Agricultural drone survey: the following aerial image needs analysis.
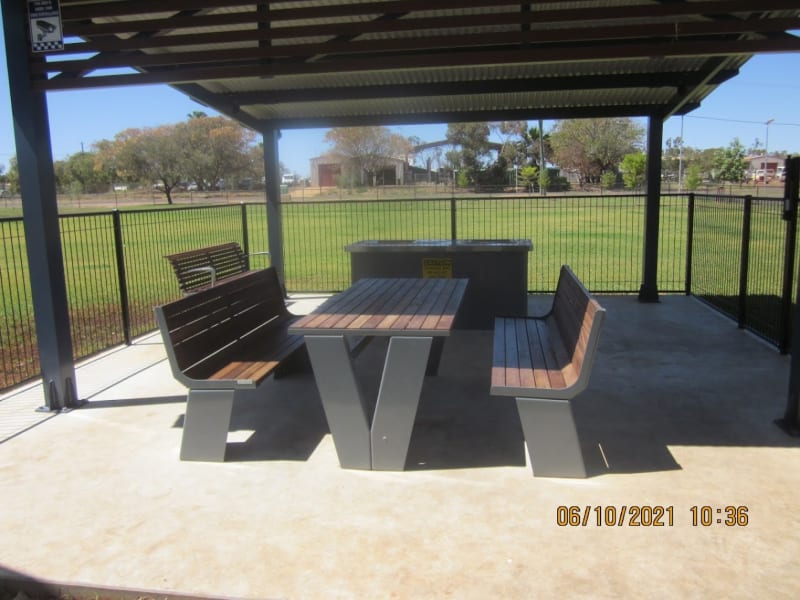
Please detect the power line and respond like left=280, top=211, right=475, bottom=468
left=685, top=115, right=800, bottom=127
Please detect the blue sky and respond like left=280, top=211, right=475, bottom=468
left=1, top=18, right=798, bottom=177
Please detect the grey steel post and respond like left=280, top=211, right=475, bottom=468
left=779, top=157, right=800, bottom=434
left=639, top=114, right=663, bottom=303
left=262, top=127, right=285, bottom=287
left=2, top=2, right=78, bottom=410
left=685, top=193, right=695, bottom=296
left=240, top=202, right=250, bottom=268
left=738, top=195, right=753, bottom=329
left=112, top=210, right=131, bottom=345
left=779, top=157, right=798, bottom=355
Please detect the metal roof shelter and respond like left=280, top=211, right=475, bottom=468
left=2, top=0, right=799, bottom=411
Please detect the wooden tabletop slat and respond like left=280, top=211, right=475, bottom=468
left=419, top=278, right=460, bottom=331
left=289, top=278, right=467, bottom=336
left=370, top=278, right=428, bottom=330
left=294, top=278, right=383, bottom=330
left=400, top=279, right=447, bottom=329
left=435, top=278, right=469, bottom=331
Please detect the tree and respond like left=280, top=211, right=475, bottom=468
left=684, top=164, right=703, bottom=191
left=621, top=152, right=647, bottom=190
left=519, top=165, right=539, bottom=191
left=600, top=170, right=617, bottom=191
left=93, top=139, right=122, bottom=190
left=549, top=117, right=645, bottom=185
left=113, top=126, right=184, bottom=203
left=5, top=156, right=18, bottom=193
left=493, top=120, right=528, bottom=169
left=714, top=138, right=748, bottom=184
left=445, top=122, right=493, bottom=184
left=57, top=150, right=109, bottom=193
left=663, top=136, right=684, bottom=181
left=523, top=124, right=552, bottom=169
left=324, top=126, right=408, bottom=186
left=175, top=115, right=256, bottom=190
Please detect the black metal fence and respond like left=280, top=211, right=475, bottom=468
left=282, top=194, right=689, bottom=293
left=688, top=193, right=795, bottom=352
left=0, top=192, right=794, bottom=392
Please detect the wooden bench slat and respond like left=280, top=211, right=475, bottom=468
left=503, top=317, right=521, bottom=388
left=520, top=319, right=544, bottom=389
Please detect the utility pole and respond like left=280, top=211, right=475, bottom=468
left=538, top=118, right=546, bottom=196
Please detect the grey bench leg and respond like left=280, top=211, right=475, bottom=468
left=371, top=336, right=432, bottom=470
left=305, top=335, right=372, bottom=470
left=516, top=397, right=586, bottom=478
left=181, top=389, right=235, bottom=462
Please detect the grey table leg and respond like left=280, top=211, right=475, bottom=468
left=305, top=335, right=372, bottom=469
left=425, top=337, right=445, bottom=376
left=516, top=397, right=587, bottom=478
left=181, top=388, right=234, bottom=462
left=371, top=336, right=432, bottom=470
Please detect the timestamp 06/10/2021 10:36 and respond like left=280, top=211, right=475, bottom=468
left=555, top=505, right=750, bottom=528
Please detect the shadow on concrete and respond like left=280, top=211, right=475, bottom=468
left=74, top=295, right=799, bottom=475
left=82, top=395, right=186, bottom=409
left=0, top=565, right=216, bottom=600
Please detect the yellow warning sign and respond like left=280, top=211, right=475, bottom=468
left=422, top=258, right=452, bottom=278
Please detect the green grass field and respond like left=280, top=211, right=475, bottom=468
left=0, top=192, right=792, bottom=390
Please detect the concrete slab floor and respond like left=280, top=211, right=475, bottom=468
left=0, top=295, right=799, bottom=599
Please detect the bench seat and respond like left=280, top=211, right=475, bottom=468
left=155, top=267, right=305, bottom=461
left=165, top=241, right=269, bottom=295
left=491, top=265, right=605, bottom=478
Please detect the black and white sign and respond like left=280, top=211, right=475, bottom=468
left=28, top=0, right=64, bottom=52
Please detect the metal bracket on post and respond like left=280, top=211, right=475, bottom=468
left=36, top=377, right=84, bottom=413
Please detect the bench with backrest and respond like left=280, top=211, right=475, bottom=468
left=164, top=242, right=269, bottom=294
left=491, top=265, right=605, bottom=478
left=154, top=266, right=305, bottom=462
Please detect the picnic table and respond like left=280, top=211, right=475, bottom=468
left=289, top=277, right=467, bottom=470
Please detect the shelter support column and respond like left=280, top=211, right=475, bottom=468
left=779, top=156, right=800, bottom=434
left=639, top=114, right=664, bottom=303
left=2, top=2, right=77, bottom=410
left=262, top=127, right=285, bottom=286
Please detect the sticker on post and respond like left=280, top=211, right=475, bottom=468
left=28, top=0, right=64, bottom=52
left=422, top=258, right=452, bottom=278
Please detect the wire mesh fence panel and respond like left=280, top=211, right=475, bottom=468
left=281, top=194, right=687, bottom=294
left=119, top=205, right=247, bottom=337
left=281, top=199, right=451, bottom=291
left=0, top=218, right=38, bottom=389
left=59, top=212, right=124, bottom=359
left=658, top=194, right=690, bottom=293
left=690, top=194, right=746, bottom=321
left=745, top=198, right=789, bottom=346
left=456, top=195, right=647, bottom=292
left=243, top=203, right=271, bottom=270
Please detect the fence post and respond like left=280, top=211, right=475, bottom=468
left=240, top=202, right=250, bottom=268
left=111, top=210, right=132, bottom=345
left=685, top=193, right=695, bottom=295
left=738, top=195, right=753, bottom=329
left=779, top=163, right=799, bottom=355
left=450, top=196, right=457, bottom=241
